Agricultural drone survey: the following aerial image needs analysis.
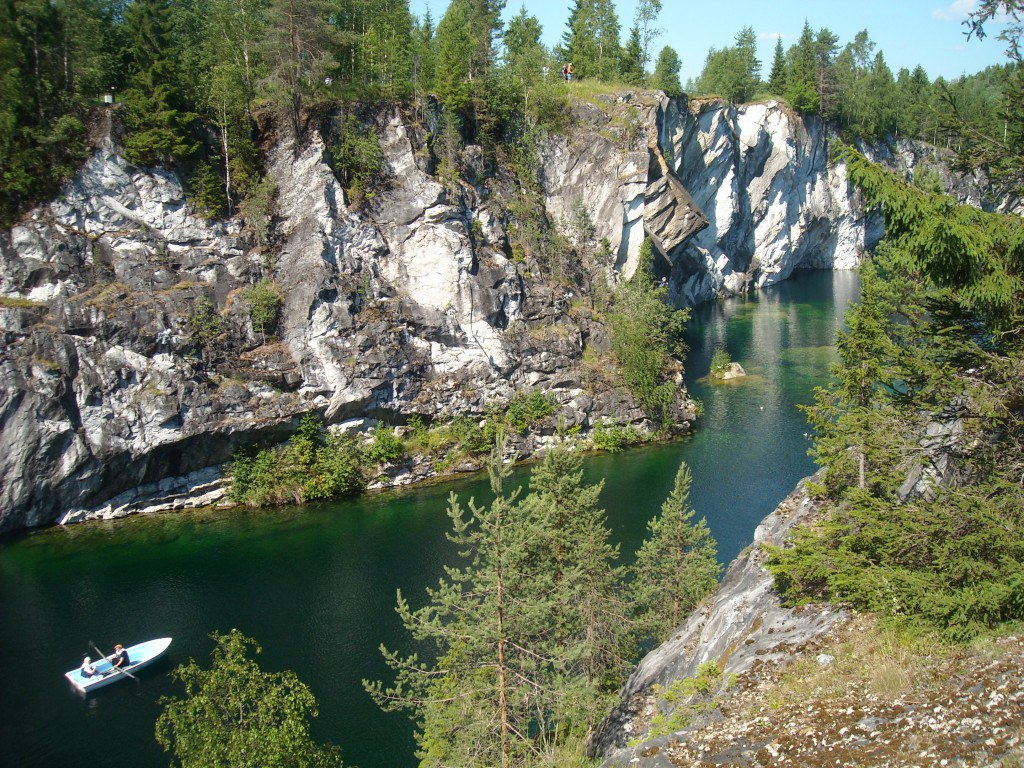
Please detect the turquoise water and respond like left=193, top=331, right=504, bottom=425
left=0, top=269, right=856, bottom=767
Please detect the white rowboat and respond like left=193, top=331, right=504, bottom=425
left=64, top=637, right=172, bottom=693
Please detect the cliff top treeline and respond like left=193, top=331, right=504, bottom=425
left=1, top=0, right=1020, bottom=227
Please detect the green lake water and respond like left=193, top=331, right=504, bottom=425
left=0, top=269, right=858, bottom=767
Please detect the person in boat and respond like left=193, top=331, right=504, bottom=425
left=80, top=656, right=97, bottom=678
left=110, top=643, right=129, bottom=670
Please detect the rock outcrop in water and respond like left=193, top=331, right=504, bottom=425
left=0, top=91, right=1007, bottom=533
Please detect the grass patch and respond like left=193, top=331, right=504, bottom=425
left=762, top=616, right=956, bottom=711
left=0, top=296, right=46, bottom=309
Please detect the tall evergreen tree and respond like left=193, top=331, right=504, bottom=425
left=410, top=8, right=436, bottom=98
left=503, top=5, right=545, bottom=85
left=619, top=25, right=645, bottom=85
left=524, top=446, right=630, bottom=691
left=632, top=461, right=721, bottom=642
left=767, top=37, right=786, bottom=95
left=695, top=26, right=760, bottom=102
left=784, top=21, right=819, bottom=112
left=121, top=0, right=196, bottom=165
left=367, top=452, right=557, bottom=768
left=561, top=0, right=621, bottom=82
left=261, top=0, right=339, bottom=138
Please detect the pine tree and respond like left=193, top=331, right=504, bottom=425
left=632, top=461, right=721, bottom=642
left=767, top=37, right=786, bottom=95
left=260, top=0, right=339, bottom=138
left=367, top=450, right=558, bottom=768
left=525, top=446, right=630, bottom=691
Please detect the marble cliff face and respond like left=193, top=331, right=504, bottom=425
left=0, top=92, right=997, bottom=532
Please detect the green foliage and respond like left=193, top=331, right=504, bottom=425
left=503, top=389, right=555, bottom=434
left=652, top=46, right=683, bottom=99
left=695, top=26, right=760, bottom=103
left=631, top=461, right=721, bottom=642
left=121, top=0, right=197, bottom=166
left=619, top=26, right=645, bottom=86
left=364, top=422, right=404, bottom=465
left=188, top=159, right=228, bottom=218
left=155, top=629, right=343, bottom=767
left=590, top=421, right=643, bottom=453
left=608, top=239, right=690, bottom=425
left=245, top=279, right=283, bottom=343
left=709, top=347, right=731, bottom=378
left=0, top=0, right=111, bottom=223
left=188, top=294, right=224, bottom=357
left=769, top=150, right=1024, bottom=641
left=368, top=446, right=629, bottom=766
left=645, top=662, right=724, bottom=739
left=331, top=115, right=387, bottom=207
left=240, top=176, right=277, bottom=246
left=560, top=0, right=622, bottom=82
left=229, top=413, right=364, bottom=506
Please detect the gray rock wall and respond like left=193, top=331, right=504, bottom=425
left=0, top=101, right=700, bottom=533
left=663, top=98, right=880, bottom=304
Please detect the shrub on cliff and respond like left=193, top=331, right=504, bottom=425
left=245, top=279, right=283, bottom=344
left=609, top=240, right=689, bottom=426
left=229, top=413, right=363, bottom=506
left=767, top=148, right=1024, bottom=641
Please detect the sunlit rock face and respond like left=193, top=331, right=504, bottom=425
left=661, top=98, right=881, bottom=305
left=0, top=100, right=701, bottom=533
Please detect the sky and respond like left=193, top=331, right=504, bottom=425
left=407, top=0, right=1016, bottom=84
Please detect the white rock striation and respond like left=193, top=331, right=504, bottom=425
left=662, top=98, right=882, bottom=305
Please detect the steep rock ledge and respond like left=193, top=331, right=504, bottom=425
left=0, top=99, right=701, bottom=533
left=591, top=475, right=848, bottom=766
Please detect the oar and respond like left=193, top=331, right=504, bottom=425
left=89, top=640, right=138, bottom=681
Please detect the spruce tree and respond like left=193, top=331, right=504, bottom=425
left=561, top=0, right=621, bottom=82
left=620, top=25, right=645, bottom=85
left=632, top=461, right=721, bottom=643
left=767, top=37, right=787, bottom=95
left=121, top=0, right=196, bottom=166
left=504, top=6, right=545, bottom=85
left=784, top=21, right=819, bottom=112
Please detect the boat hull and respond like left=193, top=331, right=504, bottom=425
left=64, top=637, right=172, bottom=693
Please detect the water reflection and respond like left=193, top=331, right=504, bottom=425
left=0, top=269, right=858, bottom=768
